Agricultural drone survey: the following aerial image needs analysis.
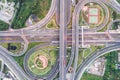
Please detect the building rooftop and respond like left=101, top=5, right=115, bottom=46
left=86, top=57, right=106, bottom=76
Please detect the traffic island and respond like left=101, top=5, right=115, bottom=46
left=80, top=2, right=105, bottom=29
left=28, top=50, right=52, bottom=76
left=12, top=0, right=52, bottom=29
left=0, top=42, right=27, bottom=56
left=24, top=43, right=59, bottom=79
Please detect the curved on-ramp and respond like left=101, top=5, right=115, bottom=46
left=24, top=43, right=59, bottom=80
left=75, top=0, right=109, bottom=31
left=0, top=0, right=56, bottom=33
left=0, top=46, right=31, bottom=80
left=71, top=0, right=109, bottom=79
left=75, top=44, right=120, bottom=80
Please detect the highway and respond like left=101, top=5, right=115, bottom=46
left=56, top=0, right=71, bottom=25
left=107, top=19, right=120, bottom=40
left=0, top=0, right=120, bottom=80
left=1, top=30, right=120, bottom=44
left=59, top=0, right=67, bottom=79
left=71, top=0, right=118, bottom=80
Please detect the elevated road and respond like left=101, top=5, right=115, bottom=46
left=101, top=0, right=120, bottom=14
left=1, top=30, right=120, bottom=44
left=59, top=0, right=67, bottom=79
left=56, top=0, right=71, bottom=25
left=0, top=0, right=120, bottom=80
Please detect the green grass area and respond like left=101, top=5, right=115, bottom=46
left=13, top=54, right=25, bottom=68
left=9, top=43, right=21, bottom=53
left=28, top=48, right=58, bottom=76
left=103, top=51, right=120, bottom=80
left=13, top=42, right=57, bottom=75
left=32, top=0, right=52, bottom=20
left=81, top=51, right=120, bottom=80
left=13, top=42, right=43, bottom=68
left=0, top=43, right=8, bottom=48
left=83, top=49, right=91, bottom=58
left=112, top=22, right=119, bottom=30
left=27, top=42, right=43, bottom=51
left=81, top=72, right=103, bottom=80
left=12, top=0, right=37, bottom=29
left=12, top=0, right=52, bottom=29
left=49, top=49, right=58, bottom=65
left=0, top=43, right=21, bottom=54
left=79, top=4, right=105, bottom=29
left=46, top=19, right=58, bottom=29
left=78, top=45, right=104, bottom=66
left=28, top=50, right=51, bottom=75
left=105, top=6, right=120, bottom=30
left=0, top=42, right=45, bottom=70
left=0, top=20, right=9, bottom=31
left=117, top=0, right=120, bottom=3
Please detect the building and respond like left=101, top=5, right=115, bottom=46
left=66, top=73, right=72, bottom=80
left=3, top=77, right=12, bottom=80
left=118, top=52, right=120, bottom=62
left=116, top=64, right=120, bottom=70
left=86, top=57, right=106, bottom=76
left=0, top=0, right=15, bottom=24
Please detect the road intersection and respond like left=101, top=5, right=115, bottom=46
left=0, top=0, right=120, bottom=80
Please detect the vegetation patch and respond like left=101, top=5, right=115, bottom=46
left=46, top=19, right=58, bottom=29
left=0, top=43, right=21, bottom=54
left=103, top=51, right=120, bottom=80
left=12, top=0, right=52, bottom=29
left=0, top=20, right=9, bottom=31
left=81, top=51, right=120, bottom=80
left=27, top=47, right=58, bottom=76
left=81, top=72, right=103, bottom=80
left=77, top=45, right=104, bottom=66
left=79, top=3, right=105, bottom=29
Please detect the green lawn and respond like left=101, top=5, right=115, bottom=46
left=13, top=42, right=44, bottom=68
left=81, top=73, right=103, bottom=80
left=77, top=45, right=104, bottom=66
left=12, top=0, right=52, bottom=29
left=117, top=0, right=120, bottom=3
left=103, top=51, right=120, bottom=80
left=32, top=0, right=52, bottom=20
left=28, top=42, right=43, bottom=50
left=47, top=19, right=58, bottom=29
left=81, top=51, right=120, bottom=80
left=0, top=43, right=21, bottom=54
left=28, top=48, right=58, bottom=76
left=13, top=54, right=25, bottom=68
left=28, top=50, right=51, bottom=75
left=12, top=0, right=37, bottom=29
left=0, top=20, right=9, bottom=31
left=79, top=4, right=105, bottom=29
left=9, top=43, right=21, bottom=53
